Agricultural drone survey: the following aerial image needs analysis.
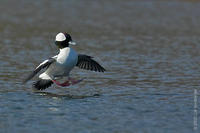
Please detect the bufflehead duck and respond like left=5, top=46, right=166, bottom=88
left=23, top=32, right=106, bottom=90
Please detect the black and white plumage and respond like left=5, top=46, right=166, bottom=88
left=76, top=54, right=105, bottom=72
left=23, top=32, right=106, bottom=90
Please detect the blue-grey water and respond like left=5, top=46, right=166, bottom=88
left=0, top=0, right=200, bottom=133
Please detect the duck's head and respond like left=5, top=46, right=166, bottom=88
left=55, top=32, right=76, bottom=49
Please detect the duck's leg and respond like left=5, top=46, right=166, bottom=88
left=52, top=80, right=70, bottom=87
left=68, top=77, right=84, bottom=85
left=52, top=76, right=83, bottom=87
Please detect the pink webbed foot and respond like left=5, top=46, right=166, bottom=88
left=69, top=78, right=84, bottom=85
left=52, top=78, right=84, bottom=87
left=52, top=80, right=70, bottom=87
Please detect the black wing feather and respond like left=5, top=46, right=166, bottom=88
left=33, top=79, right=53, bottom=90
left=76, top=54, right=106, bottom=72
left=23, top=58, right=56, bottom=84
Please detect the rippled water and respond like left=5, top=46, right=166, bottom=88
left=0, top=0, right=200, bottom=132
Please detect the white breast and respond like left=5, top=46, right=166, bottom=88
left=57, top=47, right=77, bottom=63
left=57, top=47, right=78, bottom=74
left=43, top=48, right=78, bottom=79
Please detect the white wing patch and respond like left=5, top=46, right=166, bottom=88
left=52, top=55, right=58, bottom=59
left=39, top=73, right=51, bottom=80
left=36, top=59, right=49, bottom=69
left=23, top=56, right=57, bottom=83
left=36, top=55, right=57, bottom=69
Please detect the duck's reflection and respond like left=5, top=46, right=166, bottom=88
left=34, top=91, right=100, bottom=99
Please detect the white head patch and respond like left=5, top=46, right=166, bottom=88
left=55, top=33, right=66, bottom=41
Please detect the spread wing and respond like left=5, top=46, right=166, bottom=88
left=76, top=54, right=106, bottom=72
left=23, top=56, right=56, bottom=84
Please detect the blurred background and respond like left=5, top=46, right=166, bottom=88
left=0, top=0, right=200, bottom=132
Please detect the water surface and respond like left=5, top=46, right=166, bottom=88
left=0, top=0, right=200, bottom=132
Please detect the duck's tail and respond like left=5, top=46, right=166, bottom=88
left=33, top=78, right=53, bottom=90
